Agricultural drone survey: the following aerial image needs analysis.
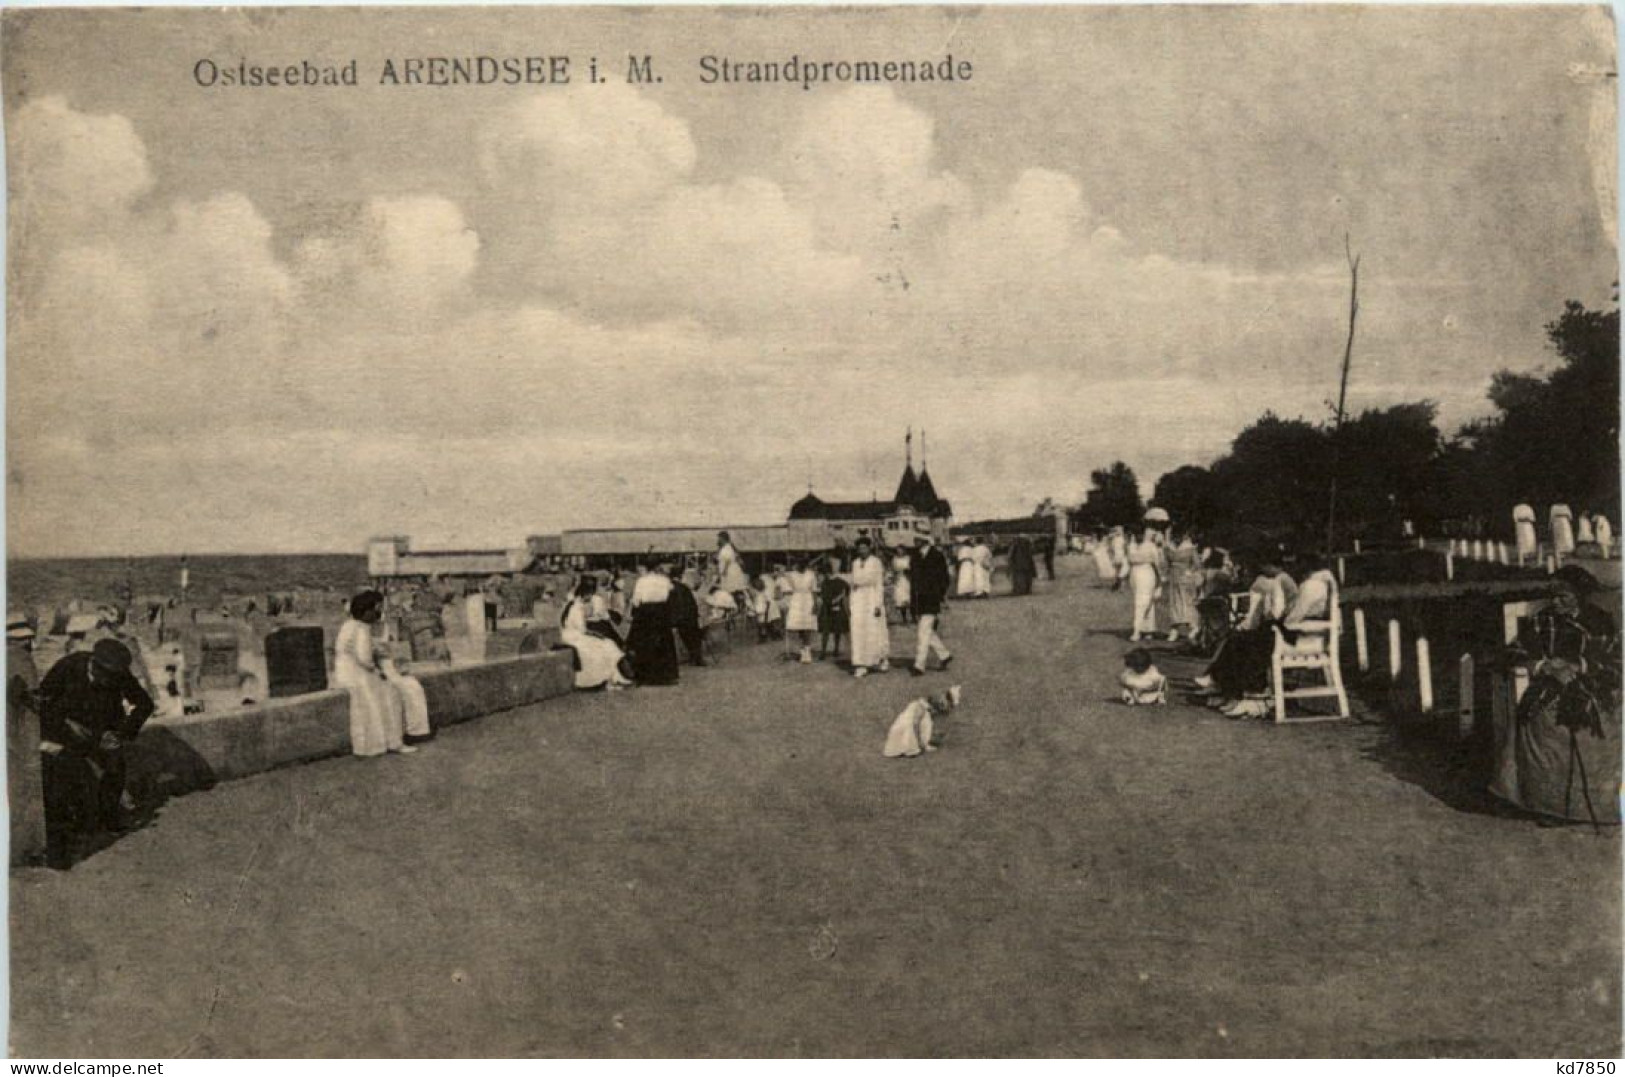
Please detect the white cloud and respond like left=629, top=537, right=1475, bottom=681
left=779, top=86, right=969, bottom=256
left=10, top=95, right=152, bottom=237
left=479, top=83, right=698, bottom=215
left=6, top=87, right=1556, bottom=556
left=297, top=195, right=480, bottom=324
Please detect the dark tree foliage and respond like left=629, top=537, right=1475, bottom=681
left=1207, top=414, right=1331, bottom=548
left=1331, top=401, right=1447, bottom=538
left=1425, top=299, right=1620, bottom=537
left=1094, top=297, right=1618, bottom=550
left=1077, top=461, right=1143, bottom=528
left=1151, top=465, right=1223, bottom=533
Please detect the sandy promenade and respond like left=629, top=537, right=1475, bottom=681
left=10, top=562, right=1619, bottom=1057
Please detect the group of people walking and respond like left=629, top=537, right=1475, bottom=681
left=540, top=530, right=961, bottom=693
left=1086, top=522, right=1210, bottom=643
left=950, top=535, right=1055, bottom=599
left=720, top=531, right=955, bottom=679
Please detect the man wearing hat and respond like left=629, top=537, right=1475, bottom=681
left=908, top=532, right=954, bottom=676
left=37, top=638, right=155, bottom=864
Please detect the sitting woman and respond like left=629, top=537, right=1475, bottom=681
left=333, top=590, right=416, bottom=758
left=1191, top=548, right=1239, bottom=655
left=1194, top=552, right=1332, bottom=719
left=559, top=578, right=633, bottom=691
left=584, top=575, right=623, bottom=643
left=1491, top=569, right=1621, bottom=826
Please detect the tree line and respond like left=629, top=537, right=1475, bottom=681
left=1067, top=297, right=1620, bottom=552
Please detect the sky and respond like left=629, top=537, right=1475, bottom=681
left=3, top=5, right=1618, bottom=557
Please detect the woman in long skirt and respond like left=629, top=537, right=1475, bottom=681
left=973, top=538, right=994, bottom=597
left=1090, top=534, right=1116, bottom=583
left=560, top=578, right=632, bottom=690
left=1490, top=576, right=1621, bottom=824
left=1125, top=531, right=1165, bottom=642
left=1009, top=536, right=1037, bottom=596
left=1160, top=529, right=1203, bottom=642
left=333, top=590, right=414, bottom=758
left=1108, top=527, right=1129, bottom=591
left=955, top=542, right=977, bottom=597
left=848, top=538, right=891, bottom=676
left=627, top=566, right=680, bottom=686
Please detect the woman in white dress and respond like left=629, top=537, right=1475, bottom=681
left=333, top=591, right=414, bottom=758
left=1125, top=530, right=1166, bottom=642
left=715, top=531, right=751, bottom=601
left=784, top=558, right=819, bottom=663
left=848, top=537, right=891, bottom=676
left=1108, top=526, right=1130, bottom=591
left=890, top=549, right=913, bottom=623
left=955, top=542, right=977, bottom=597
left=1159, top=528, right=1203, bottom=643
left=1596, top=514, right=1615, bottom=558
left=973, top=538, right=994, bottom=597
left=1550, top=503, right=1577, bottom=556
left=1090, top=533, right=1116, bottom=583
left=1578, top=512, right=1597, bottom=546
left=559, top=578, right=631, bottom=690
left=1512, top=503, right=1538, bottom=563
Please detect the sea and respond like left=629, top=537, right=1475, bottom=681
left=6, top=554, right=370, bottom=616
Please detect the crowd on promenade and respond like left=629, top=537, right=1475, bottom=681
left=1077, top=515, right=1338, bottom=719
left=20, top=498, right=1617, bottom=871
left=1081, top=502, right=1621, bottom=826
left=538, top=529, right=970, bottom=692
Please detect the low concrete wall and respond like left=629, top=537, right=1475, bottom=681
left=126, top=650, right=574, bottom=799
left=421, top=648, right=574, bottom=726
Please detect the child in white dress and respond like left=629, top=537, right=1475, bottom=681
left=1119, top=648, right=1167, bottom=706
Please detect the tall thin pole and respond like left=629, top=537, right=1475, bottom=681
left=1326, top=234, right=1360, bottom=554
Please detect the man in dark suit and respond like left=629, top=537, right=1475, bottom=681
left=909, top=533, right=954, bottom=676
left=37, top=639, right=155, bottom=866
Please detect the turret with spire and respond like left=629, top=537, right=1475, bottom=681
left=913, top=428, right=943, bottom=514
left=788, top=428, right=950, bottom=525
left=893, top=427, right=920, bottom=504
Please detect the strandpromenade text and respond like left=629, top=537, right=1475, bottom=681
left=191, top=53, right=973, bottom=91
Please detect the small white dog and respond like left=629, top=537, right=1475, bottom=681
left=884, top=685, right=962, bottom=758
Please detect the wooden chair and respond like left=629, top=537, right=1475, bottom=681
left=1270, top=589, right=1350, bottom=723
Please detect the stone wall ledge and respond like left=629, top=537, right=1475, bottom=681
left=126, top=651, right=574, bottom=800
